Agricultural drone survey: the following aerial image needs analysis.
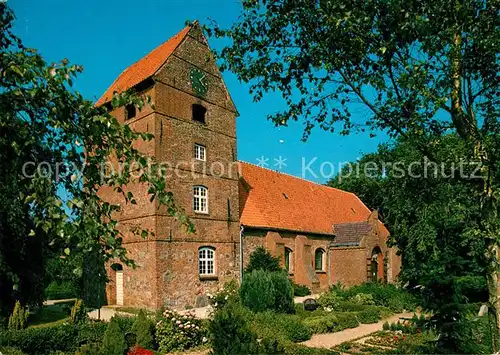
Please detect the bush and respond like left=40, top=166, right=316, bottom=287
left=131, top=310, right=153, bottom=349
left=206, top=278, right=240, bottom=310
left=113, top=315, right=136, bottom=334
left=348, top=293, right=375, bottom=305
left=357, top=308, right=381, bottom=324
left=75, top=343, right=101, bottom=355
left=240, top=270, right=294, bottom=314
left=293, top=283, right=311, bottom=297
left=270, top=271, right=295, bottom=313
left=245, top=246, right=282, bottom=274
left=303, top=313, right=359, bottom=334
left=0, top=346, right=26, bottom=355
left=75, top=320, right=107, bottom=347
left=8, top=302, right=28, bottom=331
left=156, top=308, right=205, bottom=353
left=210, top=300, right=260, bottom=355
left=101, top=317, right=127, bottom=355
left=0, top=324, right=77, bottom=354
left=317, top=292, right=343, bottom=310
left=382, top=321, right=390, bottom=330
left=252, top=312, right=312, bottom=343
left=44, top=281, right=78, bottom=300
left=70, top=299, right=88, bottom=324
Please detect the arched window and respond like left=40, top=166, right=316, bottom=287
left=284, top=247, right=293, bottom=273
left=193, top=186, right=208, bottom=213
left=199, top=247, right=215, bottom=275
left=315, top=249, right=325, bottom=271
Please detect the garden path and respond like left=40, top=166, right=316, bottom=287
left=301, top=312, right=414, bottom=348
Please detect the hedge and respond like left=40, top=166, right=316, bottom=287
left=0, top=324, right=77, bottom=354
left=44, top=282, right=79, bottom=300
left=303, top=312, right=359, bottom=334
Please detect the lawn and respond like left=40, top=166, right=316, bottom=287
left=27, top=301, right=74, bottom=328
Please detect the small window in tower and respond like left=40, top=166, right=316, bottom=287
left=125, top=104, right=136, bottom=120
left=194, top=144, right=206, bottom=161
left=192, top=104, right=207, bottom=124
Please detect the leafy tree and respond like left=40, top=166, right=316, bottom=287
left=208, top=0, right=500, bottom=345
left=0, top=4, right=191, bottom=316
left=245, top=246, right=282, bottom=274
left=330, top=137, right=488, bottom=302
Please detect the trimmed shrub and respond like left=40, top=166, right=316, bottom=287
left=44, top=281, right=78, bottom=300
left=8, top=301, right=28, bottom=330
left=75, top=343, right=101, bottom=355
left=303, top=313, right=359, bottom=334
left=75, top=320, right=107, bottom=347
left=70, top=299, right=88, bottom=324
left=0, top=324, right=77, bottom=354
left=270, top=271, right=295, bottom=313
left=240, top=270, right=294, bottom=313
left=292, top=283, right=311, bottom=297
left=245, top=246, right=282, bottom=274
left=101, top=317, right=127, bottom=355
left=240, top=270, right=275, bottom=312
left=252, top=312, right=312, bottom=343
left=113, top=315, right=136, bottom=334
left=357, top=308, right=381, bottom=324
left=317, top=292, right=343, bottom=310
left=131, top=310, right=153, bottom=349
left=349, top=293, right=375, bottom=305
left=210, top=300, right=260, bottom=354
left=156, top=308, right=205, bottom=353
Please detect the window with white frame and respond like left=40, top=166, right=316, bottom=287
left=199, top=247, right=215, bottom=275
left=193, top=186, right=208, bottom=213
left=194, top=144, right=206, bottom=161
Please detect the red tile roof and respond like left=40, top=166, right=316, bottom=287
left=239, top=161, right=386, bottom=236
left=96, top=25, right=191, bottom=106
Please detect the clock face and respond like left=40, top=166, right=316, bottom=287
left=189, top=68, right=208, bottom=96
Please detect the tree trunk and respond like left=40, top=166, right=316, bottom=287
left=450, top=30, right=500, bottom=350
left=486, top=243, right=500, bottom=352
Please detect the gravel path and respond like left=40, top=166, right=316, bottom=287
left=301, top=312, right=414, bottom=349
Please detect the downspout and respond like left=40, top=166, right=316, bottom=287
left=239, top=225, right=244, bottom=282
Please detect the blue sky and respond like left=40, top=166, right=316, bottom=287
left=10, top=0, right=388, bottom=183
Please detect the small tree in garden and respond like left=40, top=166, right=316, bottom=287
left=70, top=299, right=88, bottom=324
left=240, top=270, right=295, bottom=313
left=7, top=301, right=28, bottom=330
left=245, top=247, right=282, bottom=274
left=269, top=271, right=295, bottom=313
left=210, top=300, right=260, bottom=355
left=131, top=310, right=153, bottom=349
left=101, top=317, right=127, bottom=355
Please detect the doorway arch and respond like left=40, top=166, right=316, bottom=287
left=370, top=247, right=384, bottom=282
left=111, top=263, right=124, bottom=305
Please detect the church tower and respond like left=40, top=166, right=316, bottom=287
left=99, top=23, right=240, bottom=309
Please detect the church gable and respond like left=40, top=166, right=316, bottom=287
left=154, top=23, right=236, bottom=113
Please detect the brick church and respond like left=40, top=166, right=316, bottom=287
left=97, top=22, right=401, bottom=309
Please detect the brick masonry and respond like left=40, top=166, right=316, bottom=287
left=102, top=23, right=401, bottom=310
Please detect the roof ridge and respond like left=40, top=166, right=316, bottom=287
left=237, top=160, right=353, bottom=195
left=96, top=24, right=192, bottom=106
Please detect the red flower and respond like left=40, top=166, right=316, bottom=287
left=127, top=345, right=155, bottom=355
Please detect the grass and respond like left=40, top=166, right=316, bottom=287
left=28, top=304, right=71, bottom=328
